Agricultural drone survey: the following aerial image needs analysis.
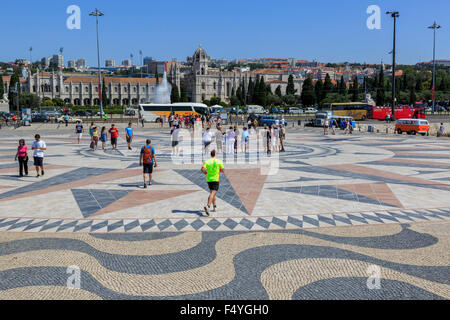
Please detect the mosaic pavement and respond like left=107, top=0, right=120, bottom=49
left=0, top=126, right=449, bottom=299
left=0, top=127, right=449, bottom=232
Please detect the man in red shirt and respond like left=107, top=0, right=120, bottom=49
left=109, top=124, right=119, bottom=149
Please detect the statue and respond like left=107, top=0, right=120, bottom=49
left=1, top=93, right=8, bottom=103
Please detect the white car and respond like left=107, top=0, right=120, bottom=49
left=304, top=108, right=318, bottom=113
left=287, top=107, right=303, bottom=114
left=245, top=105, right=267, bottom=114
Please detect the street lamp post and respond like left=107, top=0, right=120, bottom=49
left=386, top=11, right=399, bottom=120
left=428, top=21, right=441, bottom=115
left=139, top=50, right=143, bottom=78
left=90, top=9, right=104, bottom=117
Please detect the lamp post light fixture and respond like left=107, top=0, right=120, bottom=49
left=90, top=8, right=105, bottom=116
left=386, top=11, right=399, bottom=120
left=428, top=21, right=441, bottom=115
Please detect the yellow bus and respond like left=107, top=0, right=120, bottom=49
left=139, top=103, right=210, bottom=122
left=321, top=102, right=371, bottom=121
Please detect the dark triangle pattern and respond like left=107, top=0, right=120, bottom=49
left=71, top=189, right=132, bottom=218
left=174, top=169, right=249, bottom=215
left=0, top=167, right=116, bottom=200
left=270, top=185, right=398, bottom=208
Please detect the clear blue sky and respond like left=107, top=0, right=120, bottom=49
left=1, top=0, right=448, bottom=66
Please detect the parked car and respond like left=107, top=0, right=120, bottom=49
left=124, top=109, right=136, bottom=116
left=57, top=115, right=83, bottom=123
left=270, top=108, right=283, bottom=114
left=245, top=105, right=267, bottom=114
left=75, top=111, right=87, bottom=117
left=286, top=107, right=303, bottom=115
left=304, top=107, right=318, bottom=114
left=31, top=114, right=50, bottom=123
left=259, top=115, right=287, bottom=127
left=43, top=111, right=61, bottom=117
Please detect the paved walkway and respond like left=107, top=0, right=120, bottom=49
left=0, top=126, right=449, bottom=299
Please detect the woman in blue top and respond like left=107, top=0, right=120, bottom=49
left=100, top=127, right=107, bottom=150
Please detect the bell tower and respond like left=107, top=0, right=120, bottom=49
left=193, top=45, right=209, bottom=76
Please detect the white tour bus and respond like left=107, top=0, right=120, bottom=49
left=138, top=103, right=210, bottom=122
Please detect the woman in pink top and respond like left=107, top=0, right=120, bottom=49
left=15, top=139, right=29, bottom=177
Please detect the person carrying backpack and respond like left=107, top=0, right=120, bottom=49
left=139, top=139, right=158, bottom=188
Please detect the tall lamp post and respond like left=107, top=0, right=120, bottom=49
left=428, top=21, right=441, bottom=115
left=386, top=11, right=399, bottom=120
left=139, top=50, right=143, bottom=78
left=90, top=9, right=104, bottom=116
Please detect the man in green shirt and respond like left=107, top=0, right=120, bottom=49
left=201, top=149, right=225, bottom=216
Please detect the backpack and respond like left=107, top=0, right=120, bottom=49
left=143, top=145, right=152, bottom=164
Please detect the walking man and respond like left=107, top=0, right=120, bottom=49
left=75, top=121, right=84, bottom=144
left=109, top=124, right=119, bottom=149
left=32, top=134, right=46, bottom=178
left=125, top=122, right=133, bottom=150
left=201, top=149, right=225, bottom=216
left=139, top=139, right=157, bottom=188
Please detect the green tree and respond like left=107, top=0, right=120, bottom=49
left=376, top=65, right=385, bottom=106
left=351, top=77, right=359, bottom=102
left=282, top=94, right=296, bottom=106
left=267, top=93, right=282, bottom=106
left=242, top=82, right=247, bottom=105
left=338, top=76, right=347, bottom=95
left=42, top=99, right=55, bottom=106
left=19, top=93, right=40, bottom=108
left=323, top=73, right=333, bottom=98
left=314, top=80, right=323, bottom=105
left=409, top=81, right=416, bottom=105
left=247, top=77, right=254, bottom=104
left=8, top=73, right=20, bottom=110
left=180, top=83, right=188, bottom=102
left=170, top=84, right=180, bottom=103
left=301, top=77, right=315, bottom=106
left=255, top=77, right=267, bottom=106
left=0, top=74, right=4, bottom=98
left=286, top=75, right=297, bottom=95
left=236, top=86, right=243, bottom=105
left=230, top=95, right=240, bottom=106
left=52, top=98, right=64, bottom=106
left=275, top=85, right=282, bottom=98
left=210, top=96, right=221, bottom=106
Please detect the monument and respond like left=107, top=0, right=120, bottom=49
left=0, top=93, right=9, bottom=113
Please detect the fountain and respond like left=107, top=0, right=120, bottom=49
left=151, top=71, right=172, bottom=104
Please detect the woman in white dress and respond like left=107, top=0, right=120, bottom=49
left=226, top=127, right=236, bottom=154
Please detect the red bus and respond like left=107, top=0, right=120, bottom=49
left=368, top=106, right=426, bottom=120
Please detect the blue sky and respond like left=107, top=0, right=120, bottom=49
left=1, top=0, right=448, bottom=66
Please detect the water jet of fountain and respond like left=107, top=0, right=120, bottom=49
left=152, top=72, right=172, bottom=104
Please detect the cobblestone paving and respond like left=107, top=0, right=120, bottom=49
left=0, top=125, right=449, bottom=299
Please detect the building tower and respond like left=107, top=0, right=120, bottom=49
left=192, top=45, right=210, bottom=76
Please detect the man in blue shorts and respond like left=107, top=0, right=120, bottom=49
left=125, top=122, right=133, bottom=150
left=139, top=139, right=158, bottom=188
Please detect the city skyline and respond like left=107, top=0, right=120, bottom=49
left=0, top=0, right=449, bottom=66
